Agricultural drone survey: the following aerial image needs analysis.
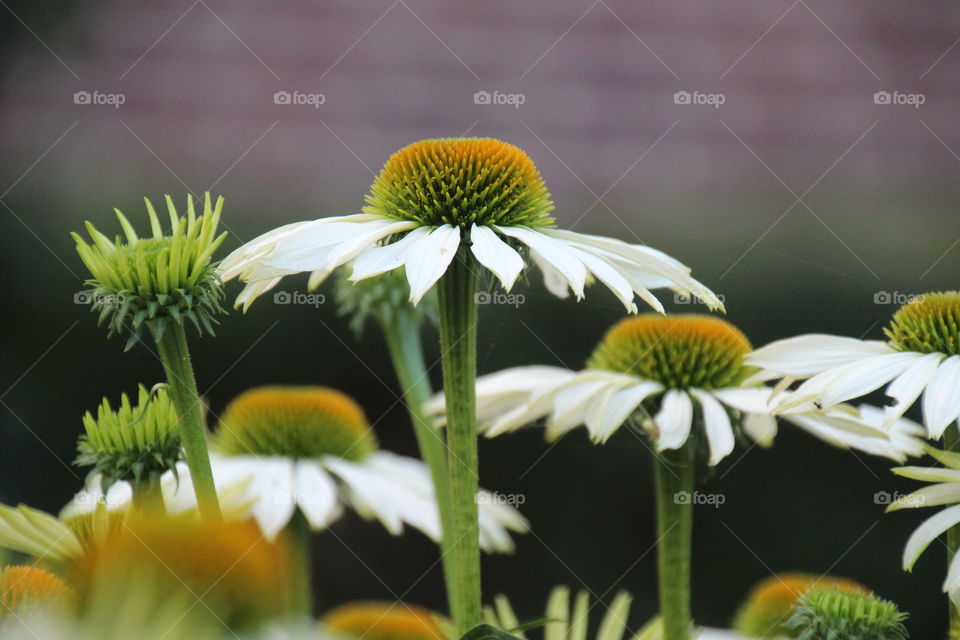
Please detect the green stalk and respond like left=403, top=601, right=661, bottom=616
left=946, top=425, right=960, bottom=628
left=131, top=473, right=165, bottom=514
left=654, top=440, right=695, bottom=640
left=153, top=324, right=222, bottom=521
left=436, top=249, right=481, bottom=635
left=287, top=511, right=313, bottom=616
left=380, top=311, right=458, bottom=618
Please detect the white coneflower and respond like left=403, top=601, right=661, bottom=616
left=208, top=386, right=528, bottom=549
left=746, top=291, right=960, bottom=440
left=220, top=138, right=722, bottom=314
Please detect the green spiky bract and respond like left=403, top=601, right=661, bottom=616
left=885, top=291, right=960, bottom=355
left=76, top=385, right=182, bottom=491
left=785, top=588, right=908, bottom=640
left=73, top=193, right=228, bottom=350
left=363, top=138, right=555, bottom=228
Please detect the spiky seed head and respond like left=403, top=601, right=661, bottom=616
left=72, top=193, right=228, bottom=350
left=885, top=291, right=960, bottom=355
left=76, top=385, right=182, bottom=489
left=785, top=587, right=908, bottom=640
left=70, top=515, right=291, bottom=631
left=0, top=566, right=76, bottom=621
left=363, top=138, right=555, bottom=229
left=733, top=573, right=868, bottom=638
left=214, top=386, right=377, bottom=461
left=588, top=314, right=752, bottom=390
left=323, top=602, right=445, bottom=640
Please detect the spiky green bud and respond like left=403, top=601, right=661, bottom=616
left=334, top=268, right=437, bottom=336
left=73, top=193, right=228, bottom=350
left=76, top=385, right=182, bottom=489
left=785, top=588, right=908, bottom=640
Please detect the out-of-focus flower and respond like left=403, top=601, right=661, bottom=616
left=322, top=601, right=445, bottom=640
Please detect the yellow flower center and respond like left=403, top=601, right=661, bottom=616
left=0, top=566, right=76, bottom=618
left=885, top=291, right=960, bottom=355
left=324, top=601, right=445, bottom=640
left=364, top=138, right=555, bottom=228
left=214, top=386, right=377, bottom=460
left=732, top=573, right=867, bottom=638
left=587, top=315, right=751, bottom=390
left=70, top=515, right=290, bottom=631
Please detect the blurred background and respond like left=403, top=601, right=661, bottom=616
left=1, top=0, right=958, bottom=635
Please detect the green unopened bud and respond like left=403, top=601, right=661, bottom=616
left=335, top=268, right=437, bottom=336
left=785, top=587, right=908, bottom=640
left=76, top=385, right=182, bottom=489
left=73, top=193, right=228, bottom=350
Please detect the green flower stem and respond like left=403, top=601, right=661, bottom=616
left=380, top=311, right=458, bottom=616
left=436, top=249, right=481, bottom=636
left=654, top=439, right=695, bottom=640
left=153, top=324, right=222, bottom=521
left=287, top=511, right=313, bottom=616
left=132, top=473, right=165, bottom=513
left=946, top=426, right=960, bottom=628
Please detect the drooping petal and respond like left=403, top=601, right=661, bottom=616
left=565, top=246, right=639, bottom=313
left=742, top=413, right=778, bottom=447
left=294, top=460, right=342, bottom=529
left=348, top=227, right=431, bottom=281
left=884, top=483, right=960, bottom=512
left=691, top=389, right=735, bottom=465
left=923, top=356, right=960, bottom=439
left=655, top=390, right=693, bottom=451
left=746, top=335, right=895, bottom=378
left=212, top=456, right=298, bottom=541
left=404, top=225, right=462, bottom=304
left=585, top=381, right=663, bottom=443
left=816, top=352, right=919, bottom=408
left=903, top=504, right=960, bottom=571
left=471, top=224, right=525, bottom=291
left=884, top=352, right=943, bottom=426
left=497, top=226, right=587, bottom=299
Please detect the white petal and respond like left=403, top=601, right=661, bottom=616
left=923, top=355, right=960, bottom=439
left=691, top=390, right=735, bottom=465
left=893, top=466, right=960, bottom=483
left=884, top=352, right=943, bottom=426
left=586, top=381, right=663, bottom=443
left=655, top=390, right=693, bottom=451
left=325, top=455, right=412, bottom=536
left=497, top=226, right=587, bottom=298
left=294, top=461, right=342, bottom=529
left=548, top=379, right=618, bottom=437
left=742, top=413, right=778, bottom=447
left=712, top=387, right=777, bottom=415
left=565, top=246, right=639, bottom=313
left=349, top=227, right=431, bottom=281
left=816, top=352, right=919, bottom=407
left=470, top=225, right=524, bottom=291
left=220, top=220, right=317, bottom=281
left=746, top=335, right=895, bottom=377
left=903, top=504, right=960, bottom=570
left=885, top=483, right=960, bottom=512
left=266, top=218, right=417, bottom=273
left=532, top=251, right=571, bottom=298
left=404, top=225, right=462, bottom=304
left=211, top=456, right=297, bottom=541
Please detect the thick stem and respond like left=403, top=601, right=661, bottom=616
left=946, top=425, right=960, bottom=628
left=436, top=250, right=481, bottom=635
left=380, top=312, right=458, bottom=617
left=153, top=324, right=222, bottom=521
left=287, top=511, right=313, bottom=616
left=131, top=473, right=165, bottom=514
left=654, top=440, right=695, bottom=640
